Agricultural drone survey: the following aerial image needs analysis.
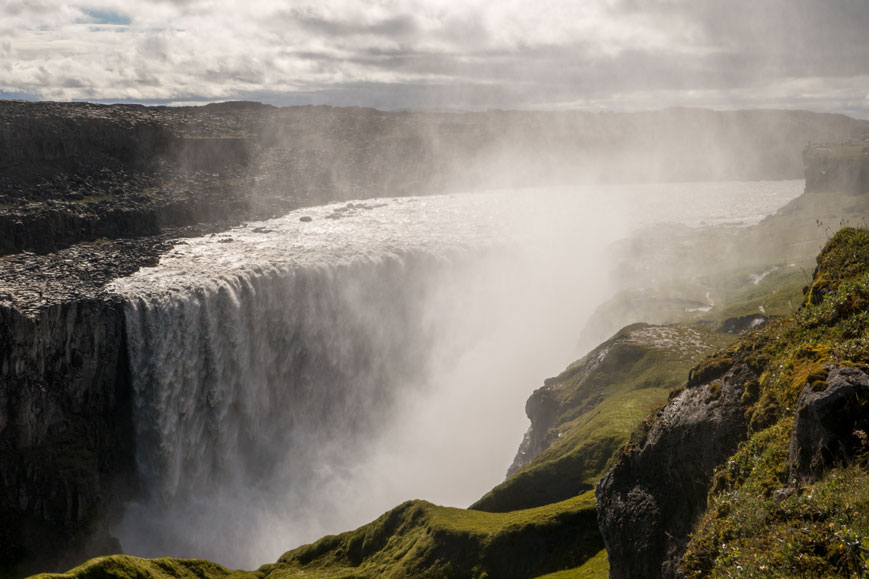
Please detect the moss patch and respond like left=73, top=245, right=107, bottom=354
left=679, top=228, right=869, bottom=577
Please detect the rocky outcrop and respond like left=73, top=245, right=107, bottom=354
left=475, top=324, right=733, bottom=514
left=789, top=366, right=869, bottom=485
left=506, top=381, right=562, bottom=478
left=0, top=299, right=135, bottom=578
left=595, top=356, right=755, bottom=579
left=598, top=228, right=869, bottom=578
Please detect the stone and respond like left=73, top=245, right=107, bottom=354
left=788, top=366, right=869, bottom=485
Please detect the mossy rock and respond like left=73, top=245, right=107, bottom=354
left=679, top=228, right=869, bottom=577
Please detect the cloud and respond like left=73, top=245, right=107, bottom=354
left=1, top=0, right=867, bottom=116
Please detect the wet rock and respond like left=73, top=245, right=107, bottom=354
left=788, top=366, right=869, bottom=485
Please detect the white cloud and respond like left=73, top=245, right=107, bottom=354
left=1, top=0, right=867, bottom=116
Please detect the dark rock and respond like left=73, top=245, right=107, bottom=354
left=0, top=298, right=136, bottom=577
left=299, top=216, right=313, bottom=222
left=506, top=386, right=560, bottom=478
left=788, top=366, right=869, bottom=485
left=716, top=313, right=769, bottom=334
left=596, top=360, right=754, bottom=579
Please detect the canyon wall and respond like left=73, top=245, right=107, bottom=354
left=0, top=298, right=135, bottom=577
left=3, top=101, right=868, bottom=256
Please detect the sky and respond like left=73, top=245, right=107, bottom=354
left=1, top=0, right=868, bottom=116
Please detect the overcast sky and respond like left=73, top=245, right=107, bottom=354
left=2, top=0, right=868, bottom=116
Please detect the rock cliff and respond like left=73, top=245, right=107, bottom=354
left=0, top=297, right=135, bottom=577
left=3, top=101, right=868, bottom=255
left=473, top=323, right=734, bottom=514
left=598, top=227, right=869, bottom=578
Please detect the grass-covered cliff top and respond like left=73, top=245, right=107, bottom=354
left=36, top=493, right=603, bottom=579
left=680, top=227, right=869, bottom=577
left=472, top=323, right=733, bottom=514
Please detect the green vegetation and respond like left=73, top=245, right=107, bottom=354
left=31, top=216, right=869, bottom=578
left=714, top=264, right=808, bottom=320
left=264, top=492, right=601, bottom=579
left=31, top=555, right=260, bottom=579
left=474, top=323, right=734, bottom=513
left=534, top=550, right=609, bottom=578
left=680, top=228, right=869, bottom=577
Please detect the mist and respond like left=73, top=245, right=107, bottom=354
left=3, top=2, right=869, bottom=577
left=102, top=172, right=803, bottom=569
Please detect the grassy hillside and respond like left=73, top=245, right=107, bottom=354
left=679, top=227, right=869, bottom=577
left=472, top=323, right=734, bottom=513
left=30, top=321, right=731, bottom=579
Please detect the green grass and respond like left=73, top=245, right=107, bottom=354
left=533, top=549, right=608, bottom=578
left=678, top=228, right=869, bottom=577
left=264, top=492, right=602, bottom=579
left=713, top=264, right=810, bottom=319
left=31, top=555, right=260, bottom=579
left=474, top=323, right=734, bottom=512
left=683, top=450, right=869, bottom=577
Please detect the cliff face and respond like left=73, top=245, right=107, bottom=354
left=3, top=101, right=868, bottom=256
left=598, top=228, right=869, bottom=578
left=595, top=352, right=756, bottom=579
left=473, top=323, right=734, bottom=514
left=0, top=298, right=135, bottom=577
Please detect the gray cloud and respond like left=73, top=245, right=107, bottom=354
left=0, top=0, right=867, bottom=116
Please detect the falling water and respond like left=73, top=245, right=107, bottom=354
left=108, top=183, right=802, bottom=568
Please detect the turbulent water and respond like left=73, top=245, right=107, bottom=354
left=108, top=181, right=802, bottom=568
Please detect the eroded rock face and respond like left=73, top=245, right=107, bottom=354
left=596, top=361, right=755, bottom=579
left=506, top=386, right=560, bottom=478
left=789, top=366, right=869, bottom=485
left=0, top=299, right=135, bottom=577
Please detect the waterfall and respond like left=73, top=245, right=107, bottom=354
left=113, top=248, right=490, bottom=565
left=107, top=195, right=526, bottom=567
left=107, top=184, right=804, bottom=568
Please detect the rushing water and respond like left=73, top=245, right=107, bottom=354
left=108, top=180, right=802, bottom=568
